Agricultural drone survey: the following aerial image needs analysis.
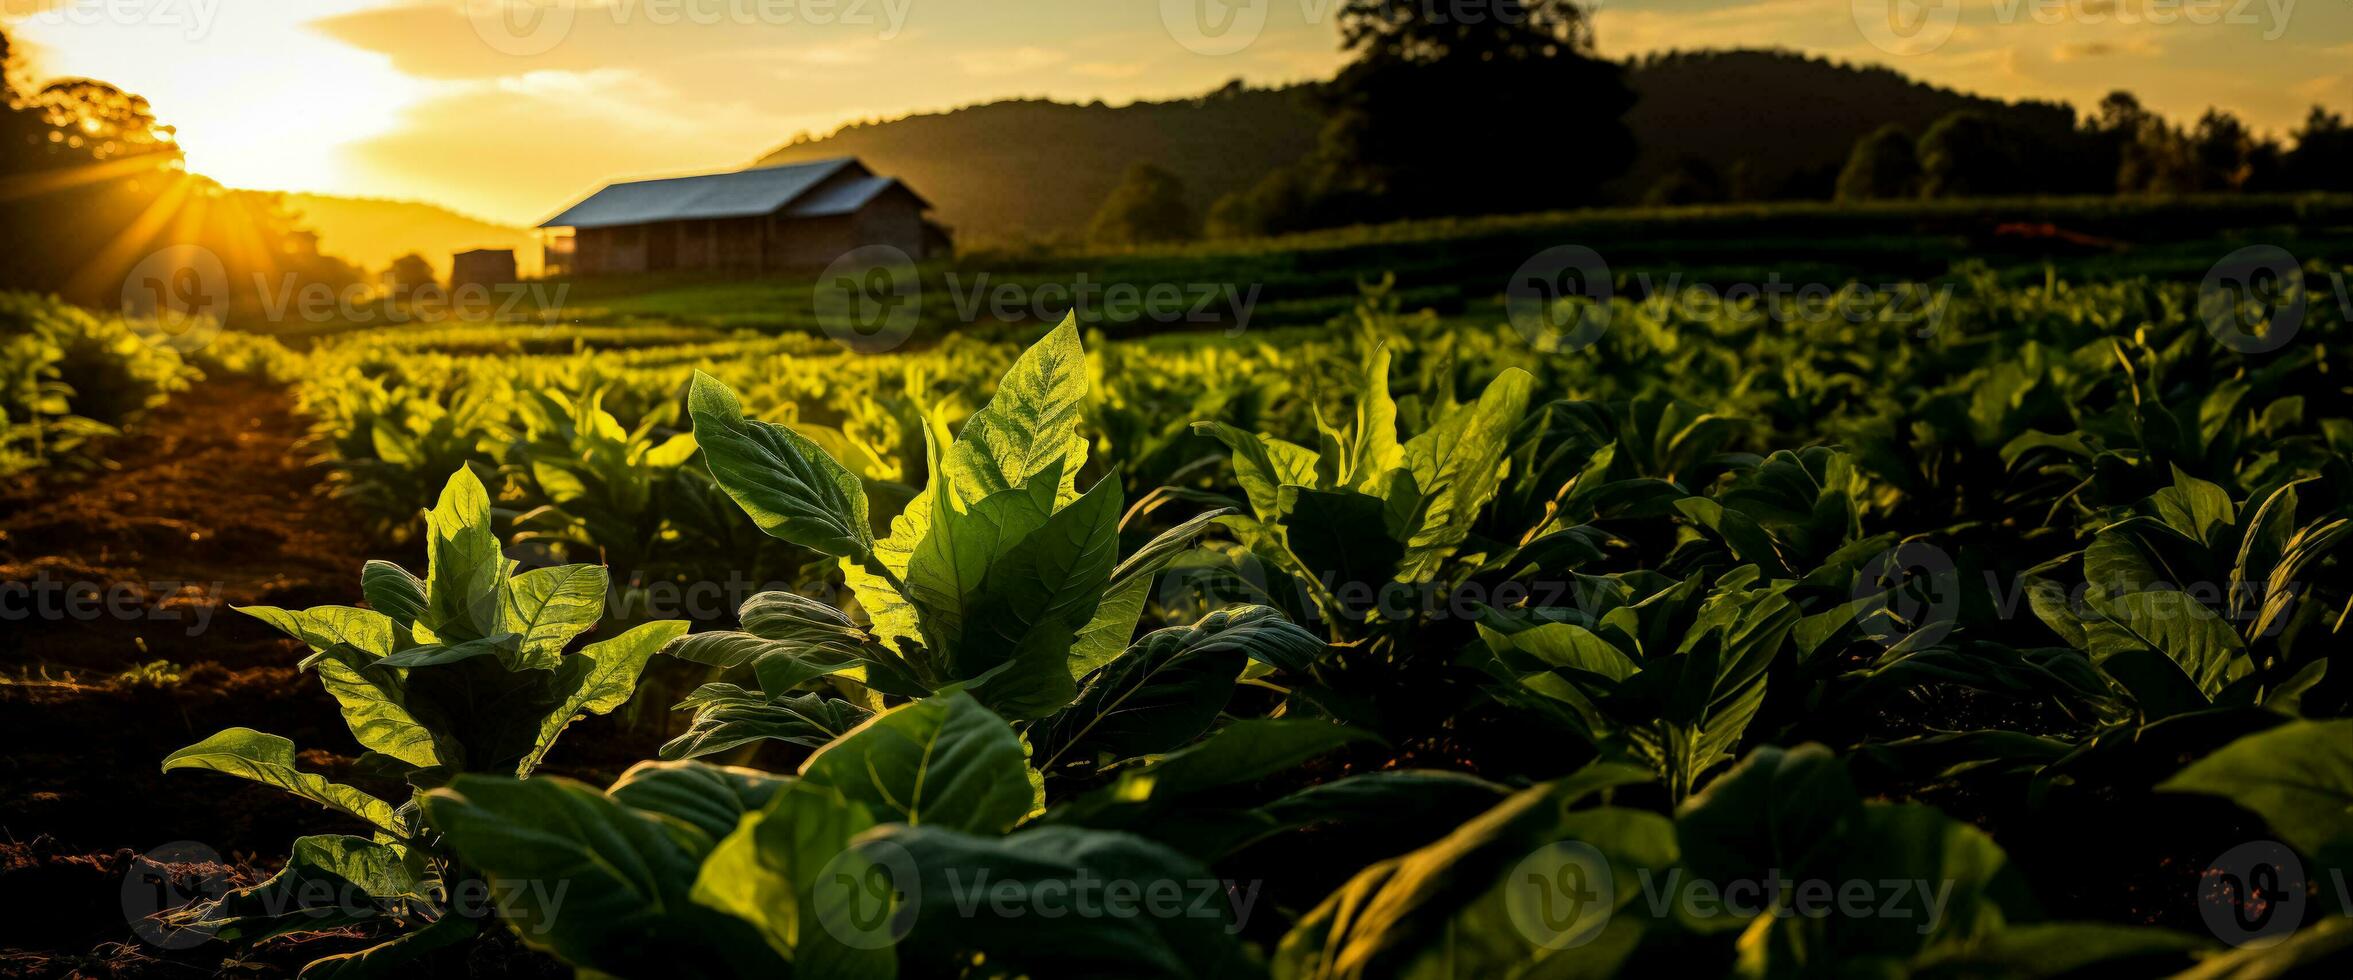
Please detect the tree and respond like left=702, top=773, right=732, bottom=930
left=2285, top=106, right=2353, bottom=191
left=2189, top=108, right=2269, bottom=192
left=1644, top=158, right=1726, bottom=206
left=1302, top=0, right=1634, bottom=223
left=1917, top=111, right=2045, bottom=197
left=0, top=25, right=359, bottom=315
left=1086, top=163, right=1197, bottom=247
left=386, top=253, right=437, bottom=295
left=1834, top=125, right=1921, bottom=201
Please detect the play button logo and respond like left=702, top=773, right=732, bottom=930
left=1852, top=0, right=1959, bottom=55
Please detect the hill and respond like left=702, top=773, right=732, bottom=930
left=1609, top=49, right=2066, bottom=200
left=754, top=49, right=2074, bottom=243
left=275, top=193, right=540, bottom=278
left=755, top=81, right=1320, bottom=247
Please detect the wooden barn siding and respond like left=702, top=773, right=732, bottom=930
left=561, top=189, right=935, bottom=277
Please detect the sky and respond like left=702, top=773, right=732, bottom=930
left=3, top=0, right=2348, bottom=227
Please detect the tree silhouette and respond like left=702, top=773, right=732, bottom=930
left=1835, top=125, right=1921, bottom=201
left=1087, top=163, right=1197, bottom=247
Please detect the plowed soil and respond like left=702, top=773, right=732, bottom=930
left=0, top=379, right=652, bottom=977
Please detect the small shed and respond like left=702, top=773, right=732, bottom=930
left=450, top=248, right=517, bottom=291
left=537, top=157, right=947, bottom=278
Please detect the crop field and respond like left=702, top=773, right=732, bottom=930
left=6, top=229, right=2353, bottom=978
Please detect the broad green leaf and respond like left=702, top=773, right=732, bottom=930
left=607, top=759, right=792, bottom=842
left=422, top=774, right=786, bottom=977
left=953, top=473, right=1124, bottom=719
left=1067, top=506, right=1238, bottom=679
left=1396, top=367, right=1534, bottom=582
left=2162, top=719, right=2353, bottom=859
left=164, top=728, right=399, bottom=833
left=799, top=689, right=1034, bottom=833
left=902, top=464, right=1061, bottom=649
left=1274, top=771, right=1669, bottom=980
left=1193, top=420, right=1315, bottom=523
left=520, top=619, right=689, bottom=776
left=313, top=647, right=443, bottom=769
left=939, top=315, right=1088, bottom=505
left=239, top=605, right=395, bottom=660
left=359, top=560, right=428, bottom=630
left=2084, top=588, right=2250, bottom=706
left=1036, top=606, right=1321, bottom=768
left=1346, top=345, right=1405, bottom=490
left=690, top=781, right=892, bottom=979
left=689, top=371, right=875, bottom=560
left=661, top=687, right=872, bottom=761
left=503, top=563, right=607, bottom=667
left=168, top=834, right=421, bottom=942
left=422, top=467, right=504, bottom=642
left=1673, top=743, right=1860, bottom=912
left=372, top=631, right=521, bottom=669
left=1042, top=719, right=1377, bottom=841
left=2151, top=465, right=2237, bottom=551
left=868, top=823, right=1256, bottom=979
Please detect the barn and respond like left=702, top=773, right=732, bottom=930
left=537, top=157, right=947, bottom=277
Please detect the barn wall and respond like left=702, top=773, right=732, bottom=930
left=576, top=225, right=649, bottom=275
left=853, top=189, right=931, bottom=260
left=765, top=214, right=858, bottom=270
left=554, top=177, right=944, bottom=278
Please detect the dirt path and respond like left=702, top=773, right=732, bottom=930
left=0, top=378, right=404, bottom=977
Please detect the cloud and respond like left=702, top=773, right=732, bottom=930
left=2051, top=38, right=2161, bottom=62
left=2292, top=74, right=2347, bottom=104
left=338, top=66, right=811, bottom=223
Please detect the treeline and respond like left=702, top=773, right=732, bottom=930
left=1080, top=1, right=2353, bottom=247
left=0, top=27, right=361, bottom=318
left=1833, top=93, right=2353, bottom=202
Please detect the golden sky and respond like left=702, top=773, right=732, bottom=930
left=5, top=0, right=2347, bottom=227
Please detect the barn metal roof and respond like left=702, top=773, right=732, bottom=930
left=538, top=157, right=866, bottom=229
left=784, top=175, right=927, bottom=217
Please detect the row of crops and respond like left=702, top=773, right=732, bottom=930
left=136, top=266, right=2353, bottom=976
left=0, top=294, right=200, bottom=477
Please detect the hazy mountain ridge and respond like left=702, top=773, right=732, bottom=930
left=757, top=49, right=2050, bottom=242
